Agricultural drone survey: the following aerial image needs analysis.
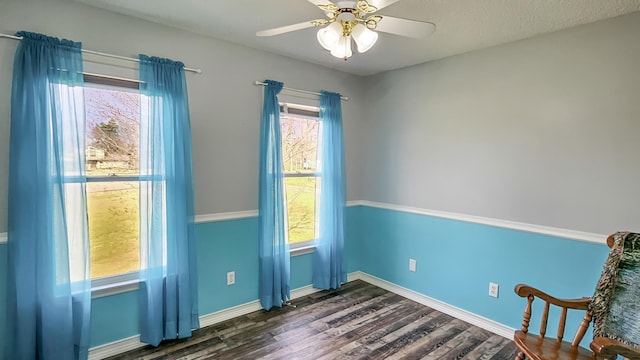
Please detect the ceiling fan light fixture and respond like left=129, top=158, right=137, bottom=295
left=256, top=0, right=436, bottom=61
left=351, top=23, right=378, bottom=53
left=330, top=35, right=352, bottom=59
left=317, top=21, right=342, bottom=51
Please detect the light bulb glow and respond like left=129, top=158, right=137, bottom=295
left=330, top=35, right=352, bottom=59
left=317, top=22, right=342, bottom=51
left=351, top=23, right=378, bottom=53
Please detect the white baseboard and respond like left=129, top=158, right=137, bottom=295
left=198, top=300, right=262, bottom=329
left=88, top=335, right=144, bottom=360
left=88, top=281, right=331, bottom=359
left=199, top=283, right=324, bottom=328
left=352, top=271, right=515, bottom=339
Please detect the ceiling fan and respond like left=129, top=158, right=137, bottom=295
left=256, top=0, right=435, bottom=60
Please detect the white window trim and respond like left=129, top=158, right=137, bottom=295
left=281, top=103, right=321, bottom=256
left=84, top=75, right=144, bottom=297
left=290, top=240, right=315, bottom=256
left=91, top=271, right=140, bottom=298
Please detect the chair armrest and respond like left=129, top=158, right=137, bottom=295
left=591, top=337, right=640, bottom=359
left=514, top=284, right=591, bottom=310
left=514, top=284, right=593, bottom=346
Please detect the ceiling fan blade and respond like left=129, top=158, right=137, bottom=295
left=256, top=21, right=316, bottom=37
left=374, top=16, right=435, bottom=38
left=366, top=0, right=402, bottom=11
left=307, top=0, right=337, bottom=7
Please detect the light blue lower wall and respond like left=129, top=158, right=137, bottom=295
left=0, top=205, right=611, bottom=352
left=196, top=218, right=261, bottom=315
left=89, top=217, right=264, bottom=347
left=88, top=206, right=362, bottom=348
left=355, top=205, right=610, bottom=344
left=90, top=291, right=139, bottom=347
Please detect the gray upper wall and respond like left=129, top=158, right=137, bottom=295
left=1, top=1, right=638, bottom=235
left=361, top=11, right=640, bottom=235
left=0, top=0, right=367, bottom=233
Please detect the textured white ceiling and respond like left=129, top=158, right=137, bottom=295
left=72, top=0, right=640, bottom=76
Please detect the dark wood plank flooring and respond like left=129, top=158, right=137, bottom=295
left=106, top=280, right=519, bottom=359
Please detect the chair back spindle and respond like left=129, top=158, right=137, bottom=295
left=571, top=310, right=593, bottom=347
left=539, top=301, right=550, bottom=338
left=557, top=307, right=567, bottom=342
left=520, top=295, right=533, bottom=333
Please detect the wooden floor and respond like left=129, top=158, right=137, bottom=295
left=107, top=280, right=520, bottom=359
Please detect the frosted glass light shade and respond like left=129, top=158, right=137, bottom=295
left=351, top=23, right=378, bottom=53
left=330, top=35, right=352, bottom=59
left=317, top=22, right=342, bottom=51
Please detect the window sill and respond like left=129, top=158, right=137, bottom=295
left=91, top=271, right=140, bottom=299
left=290, top=244, right=315, bottom=257
left=92, top=279, right=140, bottom=299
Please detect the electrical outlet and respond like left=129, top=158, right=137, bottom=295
left=409, top=259, right=417, bottom=272
left=489, top=282, right=499, bottom=298
left=227, top=271, right=235, bottom=285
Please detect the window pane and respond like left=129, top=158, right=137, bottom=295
left=85, top=82, right=141, bottom=280
left=281, top=115, right=319, bottom=173
left=285, top=176, right=317, bottom=243
left=87, top=182, right=140, bottom=279
left=85, top=86, right=140, bottom=177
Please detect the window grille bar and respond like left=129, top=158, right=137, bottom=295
left=284, top=172, right=320, bottom=177
left=63, top=175, right=160, bottom=183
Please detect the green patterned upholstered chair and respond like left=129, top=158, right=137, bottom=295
left=590, top=232, right=640, bottom=359
left=513, top=232, right=640, bottom=360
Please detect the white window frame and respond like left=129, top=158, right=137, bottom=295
left=280, top=103, right=321, bottom=256
left=83, top=75, right=144, bottom=297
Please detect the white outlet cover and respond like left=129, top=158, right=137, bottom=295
left=489, top=282, right=499, bottom=298
left=409, top=259, right=417, bottom=272
left=227, top=271, right=235, bottom=285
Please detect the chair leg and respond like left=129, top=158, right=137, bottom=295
left=515, top=351, right=526, bottom=360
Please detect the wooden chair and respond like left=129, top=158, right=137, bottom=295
left=513, top=232, right=640, bottom=360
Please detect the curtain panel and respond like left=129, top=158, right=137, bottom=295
left=312, top=90, right=347, bottom=290
left=138, top=54, right=199, bottom=346
left=258, top=79, right=291, bottom=310
left=6, top=31, right=91, bottom=360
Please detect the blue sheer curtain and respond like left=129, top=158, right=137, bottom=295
left=313, top=90, right=347, bottom=290
left=258, top=79, right=291, bottom=310
left=6, top=31, right=91, bottom=360
left=138, top=54, right=199, bottom=346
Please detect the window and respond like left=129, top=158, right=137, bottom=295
left=84, top=75, right=142, bottom=280
left=280, top=104, right=321, bottom=251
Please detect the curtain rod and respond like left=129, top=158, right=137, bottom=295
left=0, top=33, right=202, bottom=74
left=253, top=81, right=349, bottom=101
